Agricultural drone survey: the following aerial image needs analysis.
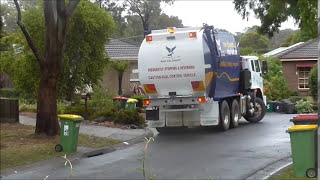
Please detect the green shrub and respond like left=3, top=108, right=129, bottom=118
left=91, top=85, right=115, bottom=111
left=0, top=88, right=18, bottom=98
left=19, top=103, right=37, bottom=113
left=57, top=101, right=67, bottom=114
left=90, top=105, right=118, bottom=121
left=114, top=109, right=145, bottom=127
left=130, top=95, right=148, bottom=108
left=262, top=56, right=292, bottom=101
left=291, top=91, right=299, bottom=96
left=64, top=105, right=86, bottom=117
left=295, top=100, right=313, bottom=114
left=309, top=65, right=317, bottom=101
left=288, top=96, right=307, bottom=104
left=312, top=104, right=318, bottom=111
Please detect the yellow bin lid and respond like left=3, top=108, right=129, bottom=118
left=287, top=125, right=318, bottom=132
left=58, top=114, right=83, bottom=120
left=127, top=98, right=138, bottom=103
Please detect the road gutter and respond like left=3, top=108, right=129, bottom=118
left=245, top=156, right=292, bottom=180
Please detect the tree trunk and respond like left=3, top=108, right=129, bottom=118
left=118, top=71, right=123, bottom=95
left=35, top=70, right=60, bottom=136
left=35, top=49, right=62, bottom=136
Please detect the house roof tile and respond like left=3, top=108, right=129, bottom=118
left=106, top=38, right=141, bottom=61
left=274, top=39, right=318, bottom=59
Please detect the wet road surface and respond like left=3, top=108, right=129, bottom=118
left=4, top=113, right=296, bottom=179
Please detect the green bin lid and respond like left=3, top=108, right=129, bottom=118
left=287, top=125, right=318, bottom=132
left=58, top=114, right=83, bottom=120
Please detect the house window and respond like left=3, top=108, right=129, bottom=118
left=297, top=67, right=311, bottom=89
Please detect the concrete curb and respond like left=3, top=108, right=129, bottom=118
left=0, top=128, right=154, bottom=177
left=82, top=128, right=154, bottom=157
left=245, top=156, right=292, bottom=180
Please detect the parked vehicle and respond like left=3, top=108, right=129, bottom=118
left=135, top=25, right=268, bottom=132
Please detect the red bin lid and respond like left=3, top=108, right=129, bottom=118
left=113, top=96, right=128, bottom=100
left=292, top=114, right=318, bottom=121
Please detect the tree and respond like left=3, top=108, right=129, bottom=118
left=13, top=0, right=81, bottom=136
left=270, top=29, right=297, bottom=48
left=1, top=3, right=18, bottom=33
left=60, top=1, right=115, bottom=100
left=309, top=65, right=317, bottom=101
left=233, top=0, right=317, bottom=39
left=123, top=15, right=145, bottom=42
left=239, top=32, right=270, bottom=53
left=125, top=0, right=173, bottom=36
left=95, top=0, right=127, bottom=36
left=110, top=60, right=129, bottom=95
left=2, top=1, right=115, bottom=102
left=281, top=30, right=311, bottom=47
left=150, top=13, right=183, bottom=29
left=261, top=56, right=292, bottom=100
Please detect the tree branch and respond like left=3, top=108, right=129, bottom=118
left=127, top=0, right=145, bottom=28
left=13, top=0, right=44, bottom=68
left=57, top=0, right=66, bottom=17
left=65, top=0, right=80, bottom=18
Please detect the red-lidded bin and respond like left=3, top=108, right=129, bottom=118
left=113, top=96, right=128, bottom=109
left=290, top=114, right=318, bottom=125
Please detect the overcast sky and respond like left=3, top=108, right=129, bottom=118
left=162, top=1, right=298, bottom=34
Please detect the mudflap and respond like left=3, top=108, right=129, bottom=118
left=147, top=108, right=165, bottom=127
left=183, top=111, right=201, bottom=126
left=200, top=101, right=219, bottom=126
left=165, top=112, right=183, bottom=127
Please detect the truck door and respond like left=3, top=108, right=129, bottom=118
left=250, top=59, right=263, bottom=89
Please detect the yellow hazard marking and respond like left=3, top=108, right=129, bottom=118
left=205, top=71, right=239, bottom=87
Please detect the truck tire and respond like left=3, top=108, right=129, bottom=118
left=219, top=100, right=230, bottom=131
left=230, top=99, right=240, bottom=128
left=244, top=97, right=266, bottom=123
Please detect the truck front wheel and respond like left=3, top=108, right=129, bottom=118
left=244, top=97, right=266, bottom=123
left=219, top=100, right=230, bottom=131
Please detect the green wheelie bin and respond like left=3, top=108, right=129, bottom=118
left=266, top=101, right=275, bottom=113
left=126, top=98, right=138, bottom=110
left=55, top=114, right=83, bottom=153
left=287, top=125, right=318, bottom=178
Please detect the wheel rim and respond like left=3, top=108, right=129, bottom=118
left=224, top=110, right=229, bottom=125
left=234, top=108, right=239, bottom=123
left=307, top=169, right=316, bottom=178
left=254, top=102, right=262, bottom=117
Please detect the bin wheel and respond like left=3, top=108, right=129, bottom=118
left=306, top=168, right=317, bottom=178
left=55, top=144, right=63, bottom=152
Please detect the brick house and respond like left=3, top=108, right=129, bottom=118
left=102, top=38, right=140, bottom=95
left=272, top=39, right=318, bottom=96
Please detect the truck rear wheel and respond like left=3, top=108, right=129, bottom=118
left=219, top=100, right=230, bottom=131
left=244, top=97, right=266, bottom=123
left=230, top=99, right=240, bottom=128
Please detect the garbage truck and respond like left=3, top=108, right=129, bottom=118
left=136, top=24, right=268, bottom=132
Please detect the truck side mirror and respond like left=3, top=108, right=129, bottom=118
left=262, top=60, right=268, bottom=74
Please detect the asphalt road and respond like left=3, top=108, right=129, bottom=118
left=4, top=113, right=296, bottom=180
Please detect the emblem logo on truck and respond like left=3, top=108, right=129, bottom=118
left=166, top=46, right=176, bottom=57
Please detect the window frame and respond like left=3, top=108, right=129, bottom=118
left=254, top=60, right=261, bottom=72
left=251, top=60, right=255, bottom=71
left=297, top=67, right=311, bottom=90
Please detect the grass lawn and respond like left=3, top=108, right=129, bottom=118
left=270, top=165, right=317, bottom=180
left=0, top=122, right=120, bottom=170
